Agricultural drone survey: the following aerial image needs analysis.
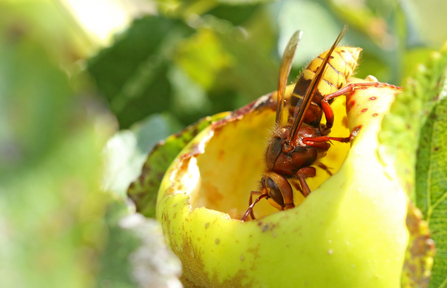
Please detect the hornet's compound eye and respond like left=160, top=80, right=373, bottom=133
left=266, top=177, right=284, bottom=207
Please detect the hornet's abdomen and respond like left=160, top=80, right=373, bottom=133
left=290, top=47, right=362, bottom=126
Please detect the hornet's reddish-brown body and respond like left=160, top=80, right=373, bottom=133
left=242, top=26, right=374, bottom=221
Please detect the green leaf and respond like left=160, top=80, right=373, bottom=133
left=0, top=5, right=122, bottom=287
left=0, top=34, right=110, bottom=283
left=103, top=114, right=182, bottom=199
left=95, top=202, right=141, bottom=288
left=276, top=0, right=342, bottom=66
left=401, top=201, right=436, bottom=288
left=379, top=45, right=447, bottom=287
left=214, top=21, right=278, bottom=105
left=127, top=112, right=229, bottom=217
left=175, top=28, right=233, bottom=90
left=409, top=0, right=447, bottom=47
left=415, top=65, right=447, bottom=287
left=87, top=16, right=195, bottom=129
left=215, top=0, right=273, bottom=4
left=0, top=20, right=73, bottom=173
left=379, top=49, right=447, bottom=199
left=207, top=4, right=259, bottom=25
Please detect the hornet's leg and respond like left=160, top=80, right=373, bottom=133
left=297, top=167, right=316, bottom=197
left=241, top=191, right=265, bottom=222
left=302, top=126, right=364, bottom=148
left=320, top=82, right=400, bottom=135
left=303, top=136, right=350, bottom=147
left=318, top=162, right=333, bottom=176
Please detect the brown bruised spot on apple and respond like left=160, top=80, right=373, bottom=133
left=346, top=77, right=402, bottom=135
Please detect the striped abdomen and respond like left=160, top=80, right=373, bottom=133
left=290, top=46, right=362, bottom=127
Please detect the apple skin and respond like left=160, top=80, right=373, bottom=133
left=156, top=80, right=407, bottom=288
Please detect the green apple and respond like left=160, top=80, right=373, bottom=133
left=156, top=79, right=407, bottom=287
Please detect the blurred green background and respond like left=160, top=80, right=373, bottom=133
left=1, top=0, right=447, bottom=287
